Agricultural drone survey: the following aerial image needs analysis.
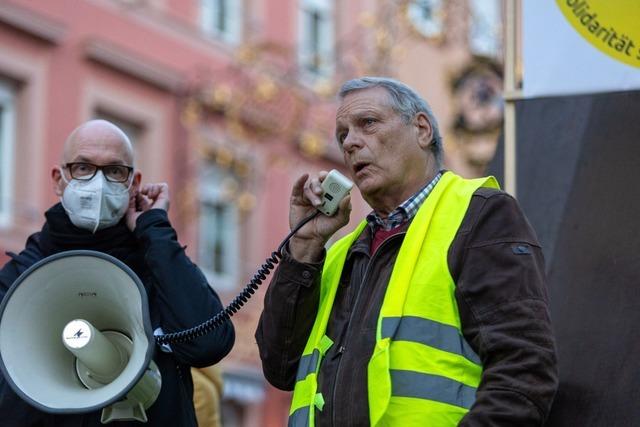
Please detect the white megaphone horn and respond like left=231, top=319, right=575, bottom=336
left=0, top=250, right=161, bottom=423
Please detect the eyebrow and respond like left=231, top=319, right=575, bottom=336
left=70, top=156, right=128, bottom=165
left=335, top=109, right=383, bottom=130
left=338, top=108, right=384, bottom=123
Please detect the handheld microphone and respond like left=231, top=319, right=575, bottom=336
left=318, top=169, right=354, bottom=216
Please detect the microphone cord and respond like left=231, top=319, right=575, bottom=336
left=155, top=210, right=321, bottom=346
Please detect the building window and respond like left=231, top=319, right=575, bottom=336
left=469, top=0, right=502, bottom=58
left=200, top=0, right=242, bottom=44
left=199, top=166, right=238, bottom=290
left=298, top=0, right=334, bottom=77
left=93, top=110, right=143, bottom=159
left=407, top=0, right=444, bottom=39
left=93, top=110, right=142, bottom=145
left=0, top=80, right=16, bottom=227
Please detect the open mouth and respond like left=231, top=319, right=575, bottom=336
left=353, top=162, right=369, bottom=175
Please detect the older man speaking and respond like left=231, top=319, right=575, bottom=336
left=256, top=78, right=558, bottom=426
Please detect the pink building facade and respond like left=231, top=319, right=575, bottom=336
left=0, top=1, right=503, bottom=425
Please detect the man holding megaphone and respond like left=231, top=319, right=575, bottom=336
left=0, top=120, right=235, bottom=426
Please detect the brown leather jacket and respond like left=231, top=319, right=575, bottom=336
left=256, top=188, right=558, bottom=426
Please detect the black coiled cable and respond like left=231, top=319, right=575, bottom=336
left=155, top=210, right=321, bottom=346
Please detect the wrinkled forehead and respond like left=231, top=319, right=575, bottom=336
left=336, top=87, right=396, bottom=124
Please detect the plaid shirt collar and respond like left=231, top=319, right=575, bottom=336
left=366, top=171, right=443, bottom=231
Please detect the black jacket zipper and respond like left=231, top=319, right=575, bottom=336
left=330, top=231, right=405, bottom=427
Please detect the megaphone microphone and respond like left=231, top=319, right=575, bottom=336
left=59, top=318, right=161, bottom=423
left=62, top=319, right=128, bottom=385
left=0, top=250, right=161, bottom=423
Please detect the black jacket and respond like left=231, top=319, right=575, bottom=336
left=256, top=188, right=558, bottom=426
left=0, top=205, right=235, bottom=427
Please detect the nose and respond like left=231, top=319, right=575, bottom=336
left=342, top=130, right=364, bottom=152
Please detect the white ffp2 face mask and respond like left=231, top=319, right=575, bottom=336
left=60, top=170, right=131, bottom=233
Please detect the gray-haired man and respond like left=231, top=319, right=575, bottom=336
left=256, top=77, right=558, bottom=426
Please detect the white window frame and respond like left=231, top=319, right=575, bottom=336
left=200, top=0, right=243, bottom=45
left=198, top=165, right=239, bottom=291
left=298, top=0, right=335, bottom=78
left=0, top=81, right=16, bottom=228
left=469, top=0, right=502, bottom=58
left=407, top=0, right=444, bottom=39
left=92, top=110, right=143, bottom=155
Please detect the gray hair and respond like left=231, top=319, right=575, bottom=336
left=338, top=77, right=443, bottom=168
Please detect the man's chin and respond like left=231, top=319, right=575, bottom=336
left=357, top=179, right=381, bottom=202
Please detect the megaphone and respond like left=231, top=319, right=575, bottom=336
left=0, top=250, right=161, bottom=423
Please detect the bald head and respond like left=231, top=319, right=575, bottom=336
left=62, top=120, right=134, bottom=166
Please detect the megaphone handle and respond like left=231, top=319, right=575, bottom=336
left=155, top=210, right=321, bottom=346
left=62, top=320, right=126, bottom=383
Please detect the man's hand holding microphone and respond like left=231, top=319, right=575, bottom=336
left=288, top=171, right=352, bottom=263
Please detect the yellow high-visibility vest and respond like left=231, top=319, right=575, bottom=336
left=289, top=172, right=499, bottom=426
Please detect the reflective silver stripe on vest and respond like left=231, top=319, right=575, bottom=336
left=390, top=369, right=477, bottom=409
left=288, top=406, right=310, bottom=427
left=382, top=316, right=481, bottom=364
left=296, top=349, right=321, bottom=382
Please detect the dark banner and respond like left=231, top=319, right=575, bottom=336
left=489, top=90, right=640, bottom=426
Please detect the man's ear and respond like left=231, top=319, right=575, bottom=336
left=130, top=171, right=142, bottom=194
left=415, top=112, right=434, bottom=150
left=51, top=166, right=65, bottom=197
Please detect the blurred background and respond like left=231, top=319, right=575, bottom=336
left=0, top=0, right=507, bottom=425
